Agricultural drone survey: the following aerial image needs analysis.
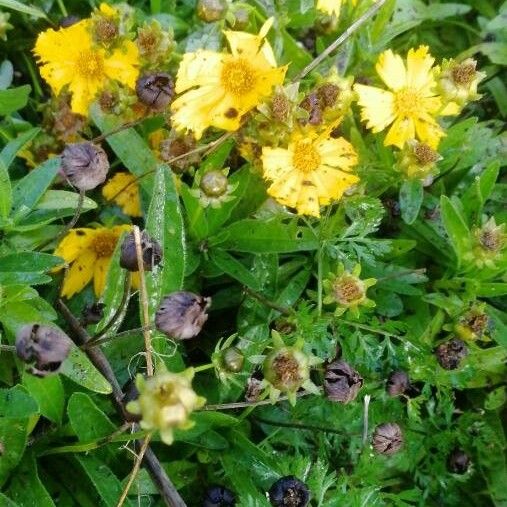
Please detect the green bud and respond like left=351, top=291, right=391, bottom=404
left=221, top=346, right=244, bottom=373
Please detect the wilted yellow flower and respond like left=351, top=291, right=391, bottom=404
left=171, top=18, right=287, bottom=140
left=126, top=369, right=206, bottom=445
left=102, top=172, right=142, bottom=217
left=34, top=20, right=139, bottom=116
left=261, top=128, right=358, bottom=217
left=54, top=225, right=134, bottom=298
left=355, top=46, right=444, bottom=149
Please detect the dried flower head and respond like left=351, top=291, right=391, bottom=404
left=155, top=291, right=211, bottom=340
left=120, top=230, right=162, bottom=272
left=372, top=423, right=404, bottom=455
left=197, top=0, right=228, bottom=22
left=268, top=476, right=310, bottom=507
left=324, top=360, right=363, bottom=403
left=16, top=324, right=72, bottom=377
left=386, top=370, right=410, bottom=396
left=467, top=217, right=506, bottom=269
left=61, top=142, right=109, bottom=191
left=447, top=449, right=471, bottom=474
left=203, top=485, right=236, bottom=507
left=454, top=303, right=490, bottom=341
left=398, top=140, right=442, bottom=180
left=136, top=73, right=174, bottom=111
left=126, top=369, right=205, bottom=445
left=435, top=338, right=469, bottom=370
left=137, top=20, right=173, bottom=66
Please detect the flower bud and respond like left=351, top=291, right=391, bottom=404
left=454, top=305, right=490, bottom=341
left=263, top=347, right=310, bottom=394
left=137, top=20, right=174, bottom=66
left=324, top=360, right=363, bottom=403
left=221, top=347, right=244, bottom=373
left=136, top=73, right=174, bottom=111
left=399, top=140, right=441, bottom=180
left=372, top=423, right=403, bottom=455
left=447, top=449, right=470, bottom=474
left=268, top=476, right=310, bottom=507
left=435, top=338, right=468, bottom=370
left=16, top=324, right=72, bottom=377
left=230, top=8, right=249, bottom=30
left=126, top=369, right=205, bottom=445
left=155, top=292, right=211, bottom=340
left=203, top=485, right=236, bottom=507
left=61, top=142, right=109, bottom=191
left=200, top=171, right=229, bottom=198
left=386, top=370, right=410, bottom=397
left=468, top=217, right=506, bottom=268
left=59, top=15, right=80, bottom=28
left=93, top=17, right=118, bottom=44
left=120, top=230, right=162, bottom=272
left=197, top=0, right=228, bottom=22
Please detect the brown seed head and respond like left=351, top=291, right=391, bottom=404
left=61, top=142, right=109, bottom=191
left=372, top=423, right=403, bottom=455
left=136, top=73, right=174, bottom=111
left=120, top=230, right=163, bottom=272
left=324, top=360, right=363, bottom=403
left=451, top=61, right=477, bottom=86
left=435, top=338, right=468, bottom=370
left=316, top=83, right=340, bottom=108
left=386, top=370, right=410, bottom=396
left=414, top=142, right=440, bottom=166
left=271, top=93, right=290, bottom=122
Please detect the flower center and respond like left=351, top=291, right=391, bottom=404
left=76, top=50, right=104, bottom=79
left=273, top=352, right=301, bottom=387
left=394, top=87, right=422, bottom=118
left=451, top=62, right=476, bottom=86
left=414, top=142, right=439, bottom=166
left=92, top=231, right=117, bottom=258
left=333, top=277, right=363, bottom=304
left=479, top=230, right=500, bottom=251
left=292, top=141, right=321, bottom=173
left=221, top=58, right=256, bottom=96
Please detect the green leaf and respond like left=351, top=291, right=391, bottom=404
left=0, top=417, right=30, bottom=486
left=461, top=162, right=500, bottom=222
left=67, top=393, right=115, bottom=442
left=216, top=219, right=318, bottom=253
left=0, top=86, right=31, bottom=116
left=399, top=179, right=423, bottom=225
left=440, top=195, right=471, bottom=267
left=22, top=373, right=64, bottom=424
left=209, top=249, right=261, bottom=290
left=0, top=0, right=49, bottom=20
left=0, top=60, right=13, bottom=90
left=35, top=190, right=97, bottom=211
left=0, top=385, right=39, bottom=418
left=60, top=347, right=112, bottom=395
left=0, top=493, right=18, bottom=506
left=0, top=252, right=63, bottom=272
left=476, top=283, right=507, bottom=297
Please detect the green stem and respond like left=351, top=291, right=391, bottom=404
left=22, top=53, right=43, bottom=99
left=339, top=319, right=399, bottom=338
left=193, top=363, right=214, bottom=373
left=317, top=246, right=323, bottom=317
left=254, top=417, right=359, bottom=436
left=56, top=0, right=68, bottom=16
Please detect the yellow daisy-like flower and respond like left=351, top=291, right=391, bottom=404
left=54, top=225, right=133, bottom=298
left=171, top=18, right=287, bottom=140
left=261, top=129, right=358, bottom=217
left=102, top=172, right=142, bottom=217
left=355, top=46, right=444, bottom=149
left=34, top=20, right=139, bottom=116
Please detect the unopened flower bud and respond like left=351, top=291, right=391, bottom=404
left=324, top=360, right=363, bottom=403
left=59, top=15, right=80, bottom=28
left=230, top=8, right=249, bottom=29
left=447, top=449, right=470, bottom=474
left=435, top=338, right=468, bottom=370
left=386, top=370, right=410, bottom=396
left=197, top=0, right=228, bottom=22
left=136, top=73, right=174, bottom=111
left=120, top=230, right=162, bottom=272
left=372, top=423, right=403, bottom=455
left=268, top=476, right=310, bottom=507
left=203, top=485, right=236, bottom=507
left=61, top=142, right=109, bottom=191
left=221, top=347, right=244, bottom=373
left=16, top=324, right=72, bottom=377
left=155, top=292, right=211, bottom=340
left=200, top=171, right=229, bottom=197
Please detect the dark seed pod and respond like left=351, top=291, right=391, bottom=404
left=372, top=423, right=403, bottom=455
left=435, top=338, right=468, bottom=370
left=447, top=449, right=470, bottom=474
left=16, top=324, right=72, bottom=377
left=61, top=142, right=109, bottom=191
left=221, top=347, right=244, bottom=373
left=197, top=0, right=228, bottom=22
left=324, top=360, right=363, bottom=403
left=268, top=476, right=310, bottom=507
left=203, top=485, right=236, bottom=507
left=155, top=291, right=211, bottom=340
left=136, top=73, right=174, bottom=111
left=81, top=302, right=105, bottom=325
left=120, top=230, right=162, bottom=272
left=59, top=15, right=81, bottom=28
left=386, top=370, right=410, bottom=397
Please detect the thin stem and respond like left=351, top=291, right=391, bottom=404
left=55, top=0, right=68, bottom=16
left=82, top=325, right=155, bottom=349
left=92, top=116, right=148, bottom=144
left=362, top=394, right=371, bottom=446
left=193, top=363, right=214, bottom=373
left=255, top=417, right=359, bottom=437
left=202, top=391, right=313, bottom=411
left=339, top=319, right=399, bottom=338
left=377, top=268, right=426, bottom=282
left=295, top=0, right=387, bottom=81
left=317, top=246, right=323, bottom=317
left=134, top=226, right=153, bottom=376
left=117, top=434, right=153, bottom=507
left=22, top=53, right=43, bottom=99
left=243, top=286, right=293, bottom=317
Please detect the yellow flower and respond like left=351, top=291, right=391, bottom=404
left=317, top=0, right=341, bottom=16
left=54, top=225, right=133, bottom=298
left=34, top=20, right=139, bottom=116
left=102, top=172, right=142, bottom=217
left=355, top=46, right=444, bottom=149
left=261, top=128, right=358, bottom=217
left=171, top=18, right=287, bottom=140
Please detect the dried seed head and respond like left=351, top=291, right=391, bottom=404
left=435, top=338, right=468, bottom=370
left=300, top=92, right=322, bottom=125
left=413, top=142, right=440, bottom=166
left=197, top=0, right=228, bottom=22
left=120, top=230, right=162, bottom=272
left=136, top=73, right=174, bottom=111
left=200, top=171, right=229, bottom=198
left=203, top=485, right=236, bottom=507
left=447, top=449, right=470, bottom=474
left=372, top=423, right=404, bottom=455
left=268, top=476, right=310, bottom=507
left=93, top=17, right=118, bottom=44
left=316, top=83, right=340, bottom=108
left=386, top=370, right=410, bottom=396
left=245, top=376, right=263, bottom=402
left=81, top=302, right=105, bottom=325
left=263, top=347, right=310, bottom=393
left=271, top=93, right=290, bottom=122
left=155, top=291, right=211, bottom=340
left=221, top=347, right=244, bottom=373
left=451, top=61, right=477, bottom=86
left=324, top=360, right=363, bottom=403
left=160, top=136, right=199, bottom=173
left=59, top=15, right=81, bottom=28
left=61, top=142, right=109, bottom=191
left=16, top=324, right=72, bottom=377
left=98, top=90, right=119, bottom=113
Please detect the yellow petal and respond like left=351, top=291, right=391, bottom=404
left=311, top=166, right=359, bottom=204
left=102, top=172, right=142, bottom=217
left=354, top=84, right=395, bottom=133
left=261, top=147, right=293, bottom=181
left=104, top=41, right=140, bottom=89
left=296, top=184, right=321, bottom=217
left=384, top=117, right=416, bottom=148
left=93, top=256, right=111, bottom=296
left=68, top=76, right=100, bottom=116
left=54, top=228, right=95, bottom=264
left=376, top=50, right=406, bottom=91
left=267, top=171, right=303, bottom=208
left=317, top=0, right=341, bottom=16
left=61, top=249, right=96, bottom=298
left=174, top=51, right=223, bottom=94
left=316, top=137, right=358, bottom=172
left=406, top=45, right=435, bottom=90
left=414, top=118, right=444, bottom=149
